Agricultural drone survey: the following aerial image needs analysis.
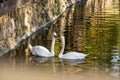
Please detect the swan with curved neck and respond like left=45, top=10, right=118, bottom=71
left=29, top=32, right=57, bottom=57
left=58, top=36, right=87, bottom=59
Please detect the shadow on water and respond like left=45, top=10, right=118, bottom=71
left=0, top=0, right=120, bottom=80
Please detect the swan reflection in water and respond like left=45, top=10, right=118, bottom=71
left=30, top=56, right=56, bottom=72
left=111, top=64, right=120, bottom=77
left=58, top=58, right=87, bottom=80
left=59, top=58, right=87, bottom=66
left=30, top=56, right=50, bottom=63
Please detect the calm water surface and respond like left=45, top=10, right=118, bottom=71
left=0, top=0, right=120, bottom=80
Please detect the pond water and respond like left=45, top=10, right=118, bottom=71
left=0, top=0, right=120, bottom=80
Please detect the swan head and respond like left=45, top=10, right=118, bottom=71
left=53, top=32, right=57, bottom=37
left=60, top=35, right=64, bottom=39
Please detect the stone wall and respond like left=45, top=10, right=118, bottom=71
left=0, top=0, right=25, bottom=16
left=0, top=0, right=81, bottom=54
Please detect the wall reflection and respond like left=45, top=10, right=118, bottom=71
left=84, top=0, right=120, bottom=62
left=53, top=1, right=88, bottom=53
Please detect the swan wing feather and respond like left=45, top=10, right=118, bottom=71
left=32, top=46, right=50, bottom=57
left=61, top=52, right=87, bottom=59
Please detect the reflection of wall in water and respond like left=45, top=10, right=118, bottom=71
left=86, top=0, right=119, bottom=14
left=84, top=0, right=119, bottom=60
left=58, top=1, right=87, bottom=52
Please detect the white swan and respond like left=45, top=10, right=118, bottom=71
left=29, top=32, right=57, bottom=57
left=58, top=36, right=87, bottom=59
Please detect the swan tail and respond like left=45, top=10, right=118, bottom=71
left=85, top=54, right=89, bottom=57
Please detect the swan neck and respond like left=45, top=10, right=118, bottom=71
left=50, top=36, right=55, bottom=56
left=29, top=44, right=32, bottom=51
left=59, top=36, right=65, bottom=58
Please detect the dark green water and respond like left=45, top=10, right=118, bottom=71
left=0, top=0, right=120, bottom=80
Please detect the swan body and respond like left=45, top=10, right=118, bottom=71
left=58, top=36, right=87, bottom=59
left=29, top=45, right=51, bottom=57
left=59, top=52, right=87, bottom=59
left=29, top=32, right=57, bottom=57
